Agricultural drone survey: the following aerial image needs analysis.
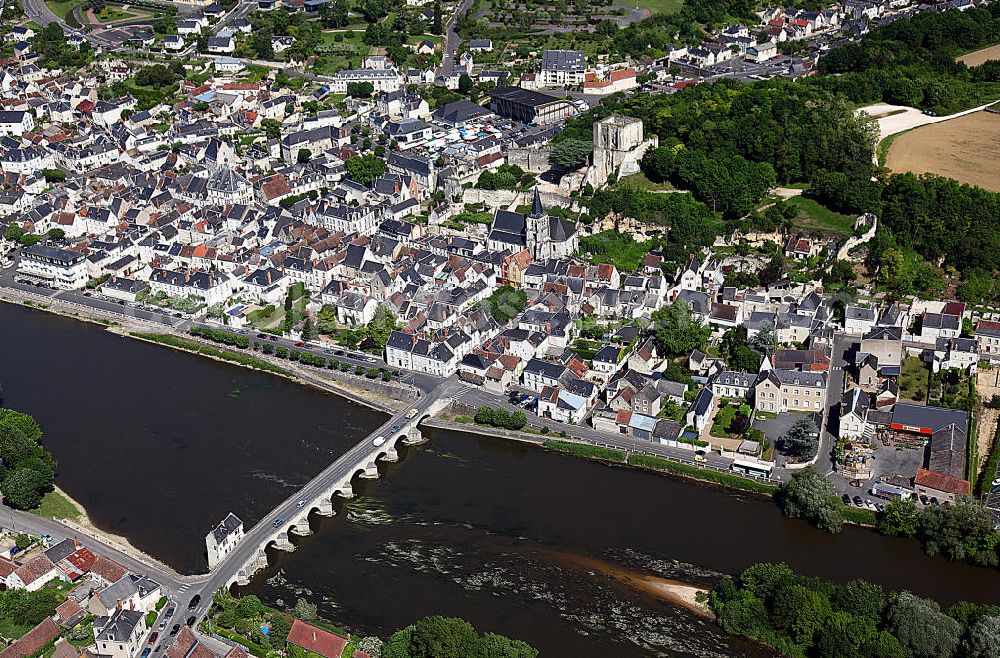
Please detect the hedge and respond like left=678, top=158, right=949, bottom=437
left=132, top=333, right=290, bottom=377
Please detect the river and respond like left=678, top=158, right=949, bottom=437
left=5, top=303, right=1000, bottom=657
left=0, top=302, right=384, bottom=573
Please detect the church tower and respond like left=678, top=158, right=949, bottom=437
left=525, top=188, right=550, bottom=260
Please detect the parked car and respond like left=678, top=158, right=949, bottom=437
left=141, top=649, right=151, bottom=658
left=165, top=607, right=175, bottom=619
left=842, top=494, right=851, bottom=505
left=853, top=496, right=864, bottom=507
left=148, top=632, right=159, bottom=644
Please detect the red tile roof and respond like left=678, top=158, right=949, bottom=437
left=915, top=468, right=970, bottom=496
left=13, top=555, right=57, bottom=587
left=0, top=558, right=16, bottom=578
left=90, top=555, right=128, bottom=583
left=54, top=598, right=83, bottom=624
left=286, top=621, right=349, bottom=658
left=0, top=617, right=59, bottom=658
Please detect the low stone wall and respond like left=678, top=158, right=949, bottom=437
left=507, top=147, right=551, bottom=172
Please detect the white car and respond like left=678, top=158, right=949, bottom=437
left=372, top=436, right=386, bottom=447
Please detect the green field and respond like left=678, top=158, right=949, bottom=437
left=787, top=195, right=855, bottom=236
left=621, top=0, right=684, bottom=14
left=32, top=490, right=82, bottom=520
left=44, top=0, right=82, bottom=20
left=618, top=171, right=676, bottom=191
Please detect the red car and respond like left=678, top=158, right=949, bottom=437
left=148, top=632, right=159, bottom=644
left=295, top=342, right=304, bottom=347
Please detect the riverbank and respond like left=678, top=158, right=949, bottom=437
left=0, top=292, right=407, bottom=416
left=32, top=485, right=183, bottom=577
left=426, top=417, right=781, bottom=497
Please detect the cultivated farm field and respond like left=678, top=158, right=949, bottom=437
left=885, top=111, right=1000, bottom=192
left=958, top=43, right=1000, bottom=67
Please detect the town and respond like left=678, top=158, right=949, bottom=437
left=2, top=0, right=1000, bottom=652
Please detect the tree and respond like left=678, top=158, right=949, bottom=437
left=859, top=631, right=907, bottom=658
left=262, top=118, right=282, bottom=140
left=824, top=259, right=856, bottom=288
left=47, top=228, right=65, bottom=240
left=297, top=148, right=312, bottom=164
left=650, top=300, right=710, bottom=357
left=236, top=595, right=265, bottom=619
left=778, top=416, right=819, bottom=460
left=4, top=224, right=23, bottom=242
left=293, top=598, right=317, bottom=621
left=877, top=498, right=918, bottom=538
left=360, top=0, right=390, bottom=22
left=409, top=616, right=479, bottom=658
left=1, top=468, right=47, bottom=510
left=884, top=591, right=961, bottom=658
left=918, top=498, right=1000, bottom=566
left=549, top=139, right=592, bottom=169
left=963, top=615, right=1000, bottom=658
left=811, top=610, right=874, bottom=658
left=317, top=304, right=338, bottom=335
left=345, top=155, right=387, bottom=185
left=458, top=73, right=474, bottom=95
left=302, top=314, right=318, bottom=341
left=318, top=0, right=350, bottom=27
left=832, top=579, right=885, bottom=622
left=770, top=584, right=832, bottom=646
left=431, top=0, right=443, bottom=34
left=778, top=466, right=843, bottom=533
left=41, top=169, right=66, bottom=183
left=365, top=305, right=398, bottom=350
left=346, top=81, right=375, bottom=98
left=481, top=286, right=527, bottom=324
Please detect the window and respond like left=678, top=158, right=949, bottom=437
left=794, top=399, right=799, bottom=407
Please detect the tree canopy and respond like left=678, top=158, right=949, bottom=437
left=649, top=299, right=710, bottom=357
left=383, top=616, right=537, bottom=658
left=0, top=409, right=56, bottom=511
left=778, top=466, right=842, bottom=533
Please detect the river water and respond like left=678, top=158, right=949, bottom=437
left=5, top=303, right=1000, bottom=656
left=0, top=302, right=384, bottom=573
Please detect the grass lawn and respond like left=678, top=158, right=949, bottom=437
left=898, top=356, right=929, bottom=403
left=32, top=490, right=81, bottom=520
left=786, top=196, right=855, bottom=236
left=579, top=231, right=651, bottom=271
left=618, top=171, right=675, bottom=191
left=44, top=0, right=82, bottom=20
left=0, top=617, right=34, bottom=641
left=710, top=404, right=737, bottom=438
left=620, top=0, right=685, bottom=13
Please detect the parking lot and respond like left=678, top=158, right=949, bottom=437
left=753, top=411, right=822, bottom=467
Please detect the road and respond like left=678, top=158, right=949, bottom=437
left=439, top=0, right=475, bottom=77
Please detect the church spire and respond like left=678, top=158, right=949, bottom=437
left=530, top=187, right=544, bottom=217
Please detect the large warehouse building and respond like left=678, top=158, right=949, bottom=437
left=488, top=87, right=580, bottom=125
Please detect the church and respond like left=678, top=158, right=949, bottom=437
left=486, top=188, right=579, bottom=261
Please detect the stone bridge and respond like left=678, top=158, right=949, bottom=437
left=218, top=392, right=454, bottom=589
